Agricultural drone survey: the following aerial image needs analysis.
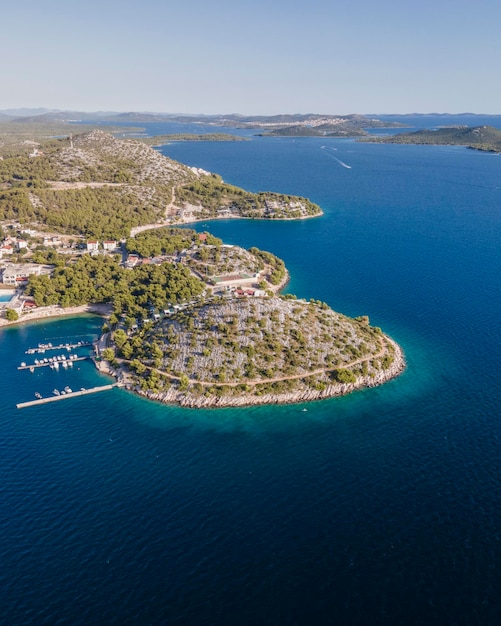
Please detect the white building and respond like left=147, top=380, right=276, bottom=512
left=0, top=245, right=14, bottom=257
left=1, top=264, right=42, bottom=285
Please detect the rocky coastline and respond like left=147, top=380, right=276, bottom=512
left=119, top=337, right=405, bottom=409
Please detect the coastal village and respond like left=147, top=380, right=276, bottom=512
left=0, top=221, right=270, bottom=320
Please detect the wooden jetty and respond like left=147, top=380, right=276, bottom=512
left=16, top=383, right=122, bottom=409
left=18, top=356, right=89, bottom=370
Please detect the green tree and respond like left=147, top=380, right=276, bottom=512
left=102, top=347, right=115, bottom=361
left=5, top=308, right=19, bottom=321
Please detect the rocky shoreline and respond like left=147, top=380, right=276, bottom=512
left=123, top=336, right=405, bottom=409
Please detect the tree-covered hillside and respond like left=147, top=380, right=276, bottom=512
left=365, top=125, right=501, bottom=152
left=0, top=130, right=322, bottom=238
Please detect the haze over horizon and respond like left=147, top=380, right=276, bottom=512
left=2, top=0, right=500, bottom=115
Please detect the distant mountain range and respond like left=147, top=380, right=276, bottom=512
left=2, top=110, right=500, bottom=150
left=0, top=109, right=402, bottom=132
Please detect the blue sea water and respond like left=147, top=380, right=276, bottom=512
left=1, top=118, right=500, bottom=625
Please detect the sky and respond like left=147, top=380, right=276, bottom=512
left=2, top=0, right=501, bottom=115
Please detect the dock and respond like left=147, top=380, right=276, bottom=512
left=16, top=384, right=121, bottom=409
left=18, top=357, right=88, bottom=370
left=25, top=342, right=93, bottom=354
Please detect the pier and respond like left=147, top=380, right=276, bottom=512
left=25, top=342, right=93, bottom=354
left=16, top=383, right=122, bottom=409
left=18, top=356, right=89, bottom=370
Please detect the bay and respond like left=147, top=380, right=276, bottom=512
left=1, top=117, right=500, bottom=625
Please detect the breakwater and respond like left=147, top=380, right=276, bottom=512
left=16, top=383, right=120, bottom=409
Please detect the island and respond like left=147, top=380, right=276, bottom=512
left=139, top=133, right=249, bottom=145
left=363, top=125, right=501, bottom=153
left=0, top=124, right=405, bottom=408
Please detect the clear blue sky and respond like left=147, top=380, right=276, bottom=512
left=2, top=0, right=500, bottom=114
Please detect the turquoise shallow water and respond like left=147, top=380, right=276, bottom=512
left=1, top=118, right=500, bottom=625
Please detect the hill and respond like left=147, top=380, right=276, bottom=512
left=258, top=114, right=403, bottom=137
left=0, top=130, right=321, bottom=239
left=108, top=296, right=405, bottom=408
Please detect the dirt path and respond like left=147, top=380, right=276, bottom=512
left=119, top=337, right=390, bottom=389
left=46, top=181, right=125, bottom=190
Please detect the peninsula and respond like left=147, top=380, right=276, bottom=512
left=0, top=126, right=405, bottom=408
left=0, top=130, right=322, bottom=238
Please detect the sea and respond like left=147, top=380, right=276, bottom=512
left=1, top=115, right=500, bottom=625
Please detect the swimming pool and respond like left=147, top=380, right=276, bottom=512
left=0, top=291, right=15, bottom=303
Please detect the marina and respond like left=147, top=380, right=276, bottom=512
left=15, top=334, right=106, bottom=408
left=18, top=354, right=89, bottom=370
left=16, top=383, right=121, bottom=409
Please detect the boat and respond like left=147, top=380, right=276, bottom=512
left=21, top=362, right=26, bottom=367
left=29, top=366, right=35, bottom=373
left=35, top=392, right=42, bottom=399
left=64, top=386, right=72, bottom=393
left=53, top=389, right=60, bottom=396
